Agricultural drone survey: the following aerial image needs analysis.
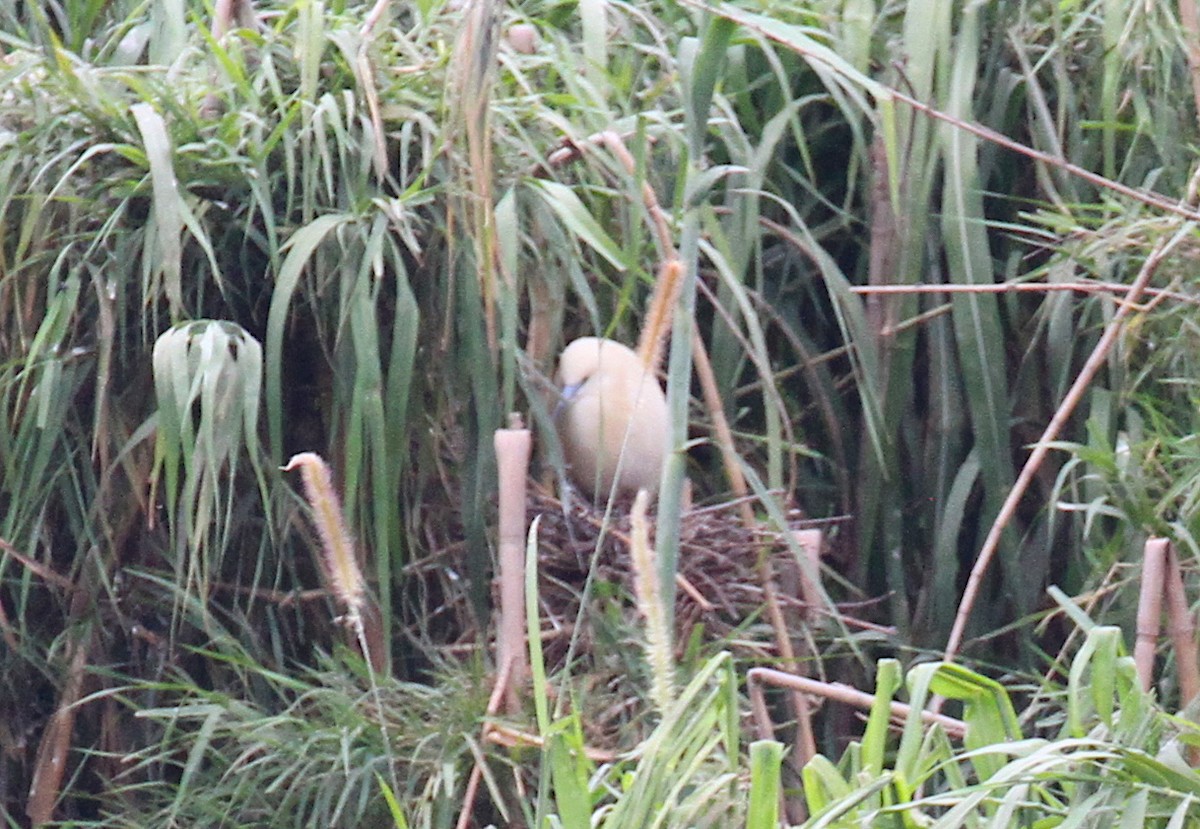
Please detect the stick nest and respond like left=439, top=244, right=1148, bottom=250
left=411, top=484, right=833, bottom=670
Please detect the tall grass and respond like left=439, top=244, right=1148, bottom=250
left=3, top=0, right=1200, bottom=823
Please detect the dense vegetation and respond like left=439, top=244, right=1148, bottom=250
left=4, top=0, right=1200, bottom=825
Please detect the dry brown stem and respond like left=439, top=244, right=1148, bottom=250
left=599, top=131, right=676, bottom=258
left=26, top=571, right=98, bottom=826
left=486, top=723, right=618, bottom=762
left=27, top=635, right=91, bottom=826
left=692, top=332, right=818, bottom=789
left=0, top=536, right=74, bottom=592
left=691, top=331, right=754, bottom=522
left=455, top=656, right=513, bottom=829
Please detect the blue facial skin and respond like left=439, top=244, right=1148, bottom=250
left=555, top=382, right=582, bottom=419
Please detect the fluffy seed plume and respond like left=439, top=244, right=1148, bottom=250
left=630, top=488, right=676, bottom=713
left=283, top=452, right=365, bottom=620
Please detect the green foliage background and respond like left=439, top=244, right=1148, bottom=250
left=4, top=0, right=1200, bottom=825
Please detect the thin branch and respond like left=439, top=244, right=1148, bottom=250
left=486, top=723, right=617, bottom=762
left=360, top=0, right=391, bottom=36
left=535, top=129, right=657, bottom=176
left=567, top=505, right=715, bottom=611
left=456, top=657, right=514, bottom=829
left=849, top=281, right=1199, bottom=305
left=944, top=201, right=1200, bottom=663
left=0, top=536, right=74, bottom=592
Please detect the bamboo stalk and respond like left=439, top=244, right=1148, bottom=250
left=1135, top=538, right=1169, bottom=692
left=212, top=0, right=255, bottom=39
left=746, top=675, right=792, bottom=825
left=1164, top=543, right=1200, bottom=767
left=494, top=414, right=532, bottom=713
left=203, top=0, right=256, bottom=118
left=748, top=676, right=775, bottom=744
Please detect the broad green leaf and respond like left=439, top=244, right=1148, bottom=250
left=529, top=179, right=627, bottom=271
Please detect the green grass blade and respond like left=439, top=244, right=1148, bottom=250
left=746, top=740, right=782, bottom=829
left=265, top=213, right=351, bottom=462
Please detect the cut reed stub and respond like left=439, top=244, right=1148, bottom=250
left=1135, top=537, right=1169, bottom=693
left=494, top=419, right=532, bottom=712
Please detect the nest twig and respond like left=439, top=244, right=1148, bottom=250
left=527, top=486, right=823, bottom=664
